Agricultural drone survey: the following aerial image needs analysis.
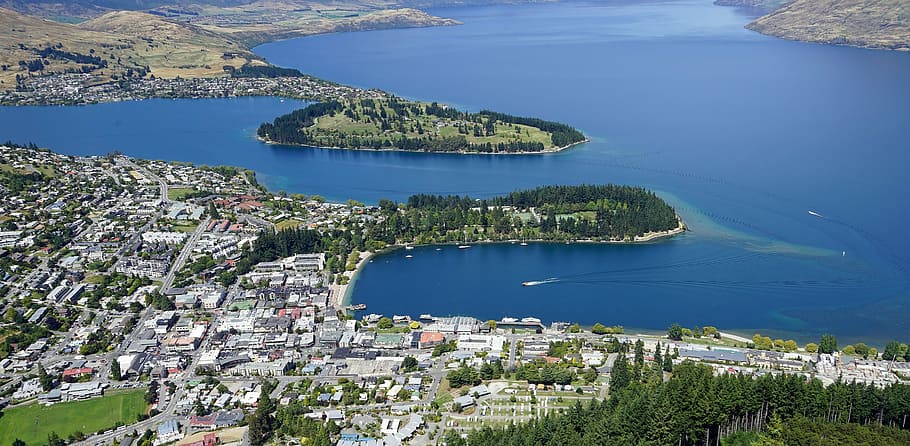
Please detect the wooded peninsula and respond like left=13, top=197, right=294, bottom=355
left=233, top=186, right=683, bottom=273
left=256, top=98, right=588, bottom=154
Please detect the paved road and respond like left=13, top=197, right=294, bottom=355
left=160, top=216, right=210, bottom=293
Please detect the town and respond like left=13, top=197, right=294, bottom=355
left=1, top=143, right=909, bottom=446
left=0, top=74, right=385, bottom=106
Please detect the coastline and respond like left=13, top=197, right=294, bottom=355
left=258, top=136, right=590, bottom=156
left=331, top=251, right=375, bottom=310
left=340, top=216, right=685, bottom=307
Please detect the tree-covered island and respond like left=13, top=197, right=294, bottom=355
left=256, top=98, right=588, bottom=154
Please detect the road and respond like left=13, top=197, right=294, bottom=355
left=160, top=216, right=210, bottom=293
left=112, top=158, right=171, bottom=264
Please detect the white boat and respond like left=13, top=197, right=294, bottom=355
left=458, top=245, right=471, bottom=249
left=405, top=245, right=414, bottom=250
left=405, top=255, right=413, bottom=258
left=522, top=278, right=558, bottom=286
left=520, top=242, right=528, bottom=246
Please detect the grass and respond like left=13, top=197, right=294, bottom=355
left=167, top=187, right=197, bottom=201
left=275, top=219, right=303, bottom=231
left=0, top=390, right=146, bottom=446
left=308, top=99, right=558, bottom=151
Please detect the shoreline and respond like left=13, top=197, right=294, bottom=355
left=258, top=136, right=590, bottom=156
left=341, top=217, right=685, bottom=307
left=330, top=251, right=376, bottom=310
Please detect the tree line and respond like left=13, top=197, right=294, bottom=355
left=367, top=185, right=679, bottom=243
left=449, top=361, right=910, bottom=446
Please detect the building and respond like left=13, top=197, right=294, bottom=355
left=62, top=381, right=104, bottom=400
left=154, top=419, right=183, bottom=445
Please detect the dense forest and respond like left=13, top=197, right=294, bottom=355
left=228, top=64, right=305, bottom=78
left=449, top=361, right=910, bottom=446
left=256, top=98, right=586, bottom=153
left=366, top=185, right=680, bottom=244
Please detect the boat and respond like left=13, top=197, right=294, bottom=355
left=405, top=245, right=414, bottom=250
left=458, top=245, right=471, bottom=249
left=405, top=254, right=413, bottom=258
left=520, top=242, right=528, bottom=246
left=435, top=248, right=442, bottom=251
left=419, top=314, right=434, bottom=321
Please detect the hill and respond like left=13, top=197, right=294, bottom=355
left=185, top=3, right=460, bottom=47
left=0, top=7, right=262, bottom=90
left=747, top=0, right=910, bottom=50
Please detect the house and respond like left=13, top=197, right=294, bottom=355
left=153, top=420, right=183, bottom=445
left=418, top=332, right=445, bottom=349
left=61, top=367, right=93, bottom=381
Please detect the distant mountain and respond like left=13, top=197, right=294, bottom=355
left=747, top=0, right=910, bottom=50
left=3, top=0, right=256, bottom=16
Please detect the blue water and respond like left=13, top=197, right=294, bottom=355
left=2, top=0, right=909, bottom=342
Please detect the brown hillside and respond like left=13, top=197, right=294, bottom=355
left=748, top=0, right=910, bottom=50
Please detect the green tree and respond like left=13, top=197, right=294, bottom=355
left=819, top=334, right=838, bottom=354
left=667, top=323, right=683, bottom=341
left=662, top=346, right=673, bottom=373
left=376, top=317, right=393, bottom=330
left=12, top=440, right=26, bottom=446
left=805, top=342, right=818, bottom=353
left=583, top=366, right=598, bottom=383
left=883, top=340, right=902, bottom=361
left=402, top=356, right=418, bottom=373
left=609, top=354, right=631, bottom=392
left=37, top=363, right=52, bottom=391
left=111, top=358, right=122, bottom=381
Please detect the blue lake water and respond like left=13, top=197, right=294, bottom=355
left=2, top=0, right=910, bottom=342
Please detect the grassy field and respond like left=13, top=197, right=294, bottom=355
left=305, top=98, right=559, bottom=151
left=0, top=390, right=146, bottom=446
left=167, top=187, right=197, bottom=201
left=275, top=219, right=303, bottom=231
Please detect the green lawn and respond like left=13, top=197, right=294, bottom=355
left=309, top=99, right=556, bottom=150
left=0, top=390, right=146, bottom=446
left=275, top=219, right=303, bottom=231
left=167, top=187, right=196, bottom=201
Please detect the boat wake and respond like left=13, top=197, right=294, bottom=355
left=522, top=278, right=559, bottom=287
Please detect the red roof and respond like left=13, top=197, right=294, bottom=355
left=62, top=367, right=93, bottom=376
left=419, top=332, right=445, bottom=344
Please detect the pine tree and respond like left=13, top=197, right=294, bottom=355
left=111, top=358, right=122, bottom=381
left=662, top=346, right=673, bottom=373
left=610, top=354, right=632, bottom=392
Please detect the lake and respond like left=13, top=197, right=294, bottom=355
left=2, top=0, right=909, bottom=342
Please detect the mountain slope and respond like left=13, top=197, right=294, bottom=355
left=747, top=0, right=910, bottom=50
left=0, top=7, right=261, bottom=90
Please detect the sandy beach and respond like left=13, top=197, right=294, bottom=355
left=330, top=251, right=374, bottom=309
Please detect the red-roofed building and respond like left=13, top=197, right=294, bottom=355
left=419, top=331, right=445, bottom=349
left=62, top=367, right=93, bottom=381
